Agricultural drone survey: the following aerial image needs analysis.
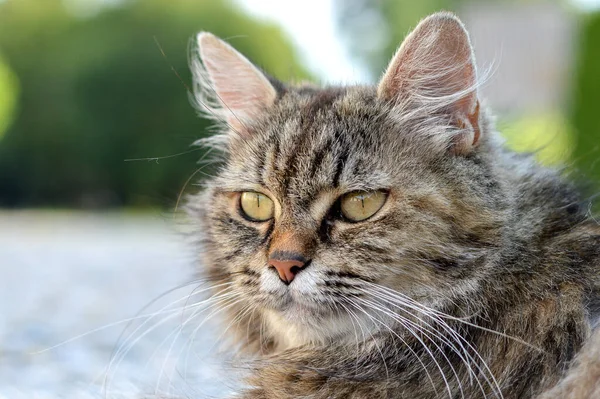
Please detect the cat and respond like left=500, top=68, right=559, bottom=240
left=184, top=11, right=600, bottom=399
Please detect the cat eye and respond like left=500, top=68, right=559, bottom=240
left=340, top=190, right=388, bottom=222
left=239, top=192, right=275, bottom=222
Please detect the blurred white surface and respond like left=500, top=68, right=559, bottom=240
left=0, top=211, right=231, bottom=398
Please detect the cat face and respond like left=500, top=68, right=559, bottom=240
left=191, top=14, right=506, bottom=346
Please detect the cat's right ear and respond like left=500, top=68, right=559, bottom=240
left=378, top=12, right=481, bottom=155
left=193, top=33, right=277, bottom=137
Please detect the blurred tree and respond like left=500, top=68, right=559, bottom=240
left=334, top=0, right=564, bottom=81
left=0, top=55, right=18, bottom=141
left=0, top=0, right=309, bottom=208
left=571, top=11, right=600, bottom=193
left=334, top=0, right=461, bottom=81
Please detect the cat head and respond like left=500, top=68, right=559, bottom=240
left=189, top=12, right=507, bottom=348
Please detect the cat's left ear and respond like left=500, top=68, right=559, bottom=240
left=194, top=33, right=277, bottom=137
left=378, top=12, right=481, bottom=155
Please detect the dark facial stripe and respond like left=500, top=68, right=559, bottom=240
left=323, top=280, right=356, bottom=289
left=318, top=217, right=335, bottom=244
left=281, top=122, right=313, bottom=193
left=333, top=147, right=349, bottom=187
left=262, top=131, right=280, bottom=182
left=260, top=221, right=275, bottom=247
left=308, top=136, right=333, bottom=178
left=212, top=215, right=263, bottom=249
left=255, top=144, right=266, bottom=186
left=215, top=247, right=244, bottom=263
left=276, top=89, right=348, bottom=193
left=325, top=270, right=363, bottom=280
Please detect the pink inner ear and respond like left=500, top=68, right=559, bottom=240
left=203, top=55, right=273, bottom=113
left=379, top=14, right=477, bottom=105
left=377, top=13, right=482, bottom=154
left=469, top=101, right=481, bottom=146
left=198, top=33, right=276, bottom=134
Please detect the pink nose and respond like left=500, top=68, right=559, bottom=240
left=269, top=258, right=307, bottom=284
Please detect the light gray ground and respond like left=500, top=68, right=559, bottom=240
left=0, top=211, right=233, bottom=399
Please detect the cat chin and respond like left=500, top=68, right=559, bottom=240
left=254, top=266, right=379, bottom=348
left=263, top=304, right=375, bottom=350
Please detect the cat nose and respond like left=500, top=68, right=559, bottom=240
left=268, top=252, right=310, bottom=284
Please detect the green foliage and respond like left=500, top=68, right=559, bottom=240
left=501, top=113, right=575, bottom=166
left=334, top=0, right=557, bottom=81
left=0, top=0, right=309, bottom=207
left=334, top=0, right=460, bottom=81
left=0, top=55, right=19, bottom=140
left=571, top=11, right=600, bottom=189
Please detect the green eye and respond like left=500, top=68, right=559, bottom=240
left=340, top=191, right=388, bottom=222
left=239, top=192, right=274, bottom=222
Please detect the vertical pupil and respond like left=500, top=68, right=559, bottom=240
left=256, top=194, right=261, bottom=208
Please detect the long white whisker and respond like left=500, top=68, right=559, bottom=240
left=103, top=286, right=233, bottom=393
left=365, top=282, right=539, bottom=351
left=351, top=298, right=453, bottom=398
left=367, top=286, right=501, bottom=396
left=365, top=286, right=499, bottom=397
left=361, top=288, right=482, bottom=396
left=346, top=301, right=390, bottom=380
left=166, top=295, right=248, bottom=396
left=348, top=298, right=442, bottom=396
left=108, top=284, right=233, bottom=374
left=363, top=283, right=504, bottom=398
left=154, top=293, right=241, bottom=394
left=33, top=280, right=220, bottom=355
left=338, top=302, right=362, bottom=356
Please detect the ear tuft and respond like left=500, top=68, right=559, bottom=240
left=378, top=12, right=482, bottom=155
left=192, top=32, right=277, bottom=137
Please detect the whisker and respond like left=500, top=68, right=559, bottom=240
left=365, top=282, right=540, bottom=352
left=33, top=279, right=211, bottom=355
left=157, top=294, right=243, bottom=395
left=351, top=298, right=454, bottom=398
left=364, top=287, right=496, bottom=393
left=124, top=147, right=203, bottom=163
left=103, top=285, right=234, bottom=393
left=361, top=288, right=481, bottom=385
left=181, top=298, right=254, bottom=382
left=362, top=283, right=505, bottom=398
left=337, top=302, right=363, bottom=367
left=346, top=301, right=390, bottom=380
left=346, top=299, right=442, bottom=396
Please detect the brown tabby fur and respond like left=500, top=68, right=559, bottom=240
left=184, top=12, right=600, bottom=399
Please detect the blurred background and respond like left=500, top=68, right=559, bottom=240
left=0, top=0, right=599, bottom=397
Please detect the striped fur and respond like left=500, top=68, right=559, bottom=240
left=185, top=12, right=600, bottom=399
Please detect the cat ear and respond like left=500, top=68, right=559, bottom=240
left=378, top=12, right=481, bottom=155
left=194, top=32, right=277, bottom=136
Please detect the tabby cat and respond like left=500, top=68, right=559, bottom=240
left=185, top=12, right=600, bottom=398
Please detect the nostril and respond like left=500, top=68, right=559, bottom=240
left=268, top=258, right=312, bottom=284
left=290, top=259, right=311, bottom=275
